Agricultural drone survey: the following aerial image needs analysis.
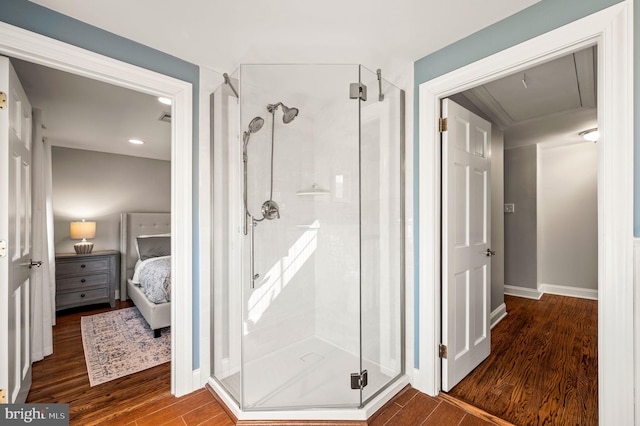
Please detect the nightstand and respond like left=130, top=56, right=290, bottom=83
left=55, top=250, right=120, bottom=311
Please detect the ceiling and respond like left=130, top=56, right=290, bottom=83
left=11, top=57, right=172, bottom=161
left=28, top=0, right=540, bottom=78
left=454, top=46, right=597, bottom=130
left=16, top=0, right=600, bottom=160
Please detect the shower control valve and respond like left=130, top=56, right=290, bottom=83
left=261, top=200, right=280, bottom=220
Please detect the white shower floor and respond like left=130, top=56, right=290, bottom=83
left=220, top=337, right=397, bottom=410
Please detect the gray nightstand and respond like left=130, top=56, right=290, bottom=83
left=55, top=250, right=120, bottom=311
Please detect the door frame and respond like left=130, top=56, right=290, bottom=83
left=0, top=22, right=195, bottom=396
left=416, top=3, right=633, bottom=424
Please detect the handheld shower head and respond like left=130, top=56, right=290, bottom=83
left=267, top=102, right=299, bottom=123
left=248, top=116, right=265, bottom=133
left=243, top=116, right=265, bottom=147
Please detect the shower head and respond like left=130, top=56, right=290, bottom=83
left=248, top=116, right=265, bottom=133
left=281, top=105, right=299, bottom=124
left=267, top=102, right=299, bottom=124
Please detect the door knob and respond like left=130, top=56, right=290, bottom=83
left=486, top=249, right=496, bottom=257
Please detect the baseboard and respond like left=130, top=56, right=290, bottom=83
left=192, top=368, right=202, bottom=391
left=505, top=284, right=597, bottom=301
left=504, top=285, right=542, bottom=300
left=490, top=303, right=507, bottom=329
left=538, top=283, right=598, bottom=300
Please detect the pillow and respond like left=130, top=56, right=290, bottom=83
left=136, top=234, right=171, bottom=261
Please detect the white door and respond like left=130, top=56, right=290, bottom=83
left=0, top=56, right=33, bottom=403
left=441, top=98, right=492, bottom=391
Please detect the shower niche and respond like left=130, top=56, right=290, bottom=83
left=211, top=64, right=406, bottom=420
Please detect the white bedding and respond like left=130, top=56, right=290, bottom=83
left=132, top=255, right=171, bottom=303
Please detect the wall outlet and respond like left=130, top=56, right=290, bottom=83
left=504, top=203, right=515, bottom=213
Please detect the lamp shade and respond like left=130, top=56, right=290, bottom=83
left=70, top=221, right=96, bottom=240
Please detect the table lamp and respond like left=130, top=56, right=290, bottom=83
left=70, top=220, right=96, bottom=254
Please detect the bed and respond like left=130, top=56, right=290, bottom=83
left=120, top=212, right=171, bottom=337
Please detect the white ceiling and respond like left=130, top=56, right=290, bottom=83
left=28, top=0, right=540, bottom=78
left=446, top=45, right=598, bottom=153
left=14, top=0, right=554, bottom=160
left=11, top=57, right=172, bottom=161
left=455, top=47, right=597, bottom=130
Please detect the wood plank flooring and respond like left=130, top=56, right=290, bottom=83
left=447, top=294, right=598, bottom=426
left=26, top=302, right=510, bottom=425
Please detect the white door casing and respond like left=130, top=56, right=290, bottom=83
left=0, top=56, right=33, bottom=403
left=441, top=99, right=491, bottom=391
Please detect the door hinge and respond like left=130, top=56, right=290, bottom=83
left=0, top=240, right=5, bottom=258
left=0, top=388, right=6, bottom=403
left=439, top=117, right=448, bottom=132
left=439, top=344, right=448, bottom=359
left=0, top=92, right=6, bottom=110
left=349, top=82, right=368, bottom=101
left=350, top=370, right=368, bottom=390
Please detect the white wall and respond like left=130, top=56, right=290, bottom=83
left=52, top=147, right=170, bottom=253
left=539, top=142, right=597, bottom=290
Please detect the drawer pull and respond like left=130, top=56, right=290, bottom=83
left=80, top=264, right=86, bottom=268
left=80, top=293, right=86, bottom=298
left=80, top=279, right=86, bottom=283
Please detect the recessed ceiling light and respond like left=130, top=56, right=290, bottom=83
left=158, top=97, right=172, bottom=105
left=129, top=138, right=145, bottom=145
left=579, top=128, right=600, bottom=142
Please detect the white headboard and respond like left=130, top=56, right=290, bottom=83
left=120, top=212, right=171, bottom=300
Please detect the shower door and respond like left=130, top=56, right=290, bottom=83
left=239, top=64, right=363, bottom=410
left=358, top=66, right=404, bottom=405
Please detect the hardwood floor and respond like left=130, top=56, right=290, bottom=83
left=447, top=294, right=598, bottom=426
left=27, top=302, right=511, bottom=425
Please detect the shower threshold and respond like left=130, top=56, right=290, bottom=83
left=210, top=337, right=409, bottom=421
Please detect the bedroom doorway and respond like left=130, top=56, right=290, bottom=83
left=0, top=21, right=195, bottom=398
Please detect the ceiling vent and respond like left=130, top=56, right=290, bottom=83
left=158, top=111, right=171, bottom=123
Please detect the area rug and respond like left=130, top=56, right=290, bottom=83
left=81, top=307, right=170, bottom=386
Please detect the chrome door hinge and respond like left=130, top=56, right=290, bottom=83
left=349, top=83, right=368, bottom=101
left=439, top=117, right=448, bottom=132
left=350, top=370, right=368, bottom=390
left=439, top=344, right=448, bottom=359
left=0, top=92, right=6, bottom=110
left=0, top=240, right=6, bottom=258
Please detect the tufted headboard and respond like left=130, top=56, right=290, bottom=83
left=119, top=212, right=171, bottom=300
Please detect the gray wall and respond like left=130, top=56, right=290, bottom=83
left=504, top=145, right=538, bottom=289
left=490, top=128, right=505, bottom=310
left=52, top=147, right=171, bottom=253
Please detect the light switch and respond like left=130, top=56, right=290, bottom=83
left=504, top=204, right=515, bottom=213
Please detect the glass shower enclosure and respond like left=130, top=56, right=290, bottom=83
left=212, top=64, right=404, bottom=414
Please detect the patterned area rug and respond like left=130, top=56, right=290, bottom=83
left=81, top=307, right=170, bottom=386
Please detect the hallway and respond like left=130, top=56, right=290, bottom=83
left=447, top=294, right=598, bottom=425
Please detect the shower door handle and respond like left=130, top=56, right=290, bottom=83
left=250, top=218, right=258, bottom=289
